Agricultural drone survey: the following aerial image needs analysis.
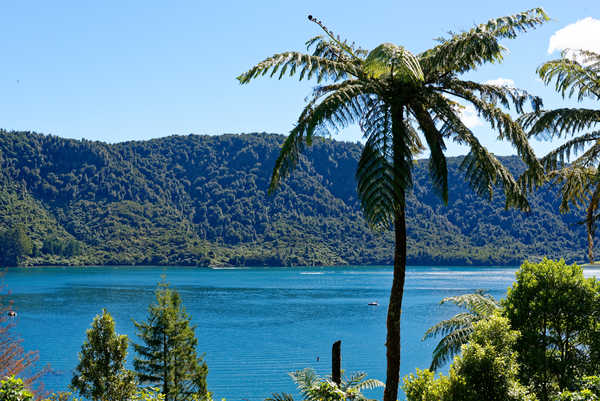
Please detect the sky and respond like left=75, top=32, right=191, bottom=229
left=0, top=0, right=598, bottom=157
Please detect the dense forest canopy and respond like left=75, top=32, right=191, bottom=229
left=0, top=130, right=587, bottom=267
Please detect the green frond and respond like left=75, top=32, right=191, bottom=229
left=431, top=94, right=531, bottom=210
left=429, top=326, right=475, bottom=371
left=547, top=166, right=598, bottom=212
left=344, top=372, right=368, bottom=388
left=411, top=103, right=448, bottom=203
left=354, top=378, right=385, bottom=391
left=538, top=51, right=600, bottom=101
left=443, top=83, right=543, bottom=185
left=365, top=43, right=424, bottom=81
left=290, top=368, right=320, bottom=397
left=237, top=52, right=360, bottom=84
left=452, top=80, right=543, bottom=114
left=422, top=312, right=477, bottom=340
left=537, top=131, right=600, bottom=171
left=306, top=15, right=366, bottom=61
left=420, top=8, right=548, bottom=76
left=269, top=81, right=371, bottom=193
left=440, top=292, right=499, bottom=317
left=520, top=108, right=600, bottom=140
left=572, top=137, right=600, bottom=168
left=356, top=138, right=399, bottom=230
left=356, top=113, right=416, bottom=229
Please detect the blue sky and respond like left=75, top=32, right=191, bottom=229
left=0, top=0, right=598, bottom=156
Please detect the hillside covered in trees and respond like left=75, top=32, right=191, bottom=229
left=0, top=130, right=588, bottom=267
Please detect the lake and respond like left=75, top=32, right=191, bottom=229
left=3, top=265, right=598, bottom=400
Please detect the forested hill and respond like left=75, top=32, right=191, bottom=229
left=0, top=130, right=587, bottom=267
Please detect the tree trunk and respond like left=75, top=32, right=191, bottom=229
left=586, top=182, right=600, bottom=264
left=332, top=340, right=341, bottom=386
left=383, top=202, right=407, bottom=401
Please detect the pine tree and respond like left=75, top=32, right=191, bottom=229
left=133, top=280, right=208, bottom=401
left=71, top=309, right=137, bottom=401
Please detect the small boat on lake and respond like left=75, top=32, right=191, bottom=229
left=7, top=311, right=17, bottom=317
left=368, top=301, right=378, bottom=306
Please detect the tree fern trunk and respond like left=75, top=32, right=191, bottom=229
left=586, top=182, right=600, bottom=264
left=383, top=200, right=407, bottom=401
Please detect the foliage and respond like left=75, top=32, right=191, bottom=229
left=0, top=225, right=33, bottom=266
left=553, top=376, right=600, bottom=401
left=0, top=130, right=594, bottom=267
left=423, top=290, right=499, bottom=370
left=403, top=369, right=450, bottom=401
left=403, top=315, right=536, bottom=401
left=446, top=315, right=534, bottom=401
left=267, top=368, right=383, bottom=401
left=503, top=259, right=600, bottom=400
left=70, top=309, right=137, bottom=401
left=131, top=387, right=166, bottom=401
left=519, top=50, right=600, bottom=263
left=0, top=377, right=33, bottom=401
left=133, top=280, right=208, bottom=401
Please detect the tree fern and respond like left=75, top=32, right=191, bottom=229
left=423, top=291, right=500, bottom=371
left=239, top=10, right=547, bottom=401
left=520, top=50, right=600, bottom=262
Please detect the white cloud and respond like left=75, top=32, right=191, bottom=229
left=459, top=104, right=484, bottom=129
left=484, top=78, right=515, bottom=87
left=548, top=17, right=600, bottom=55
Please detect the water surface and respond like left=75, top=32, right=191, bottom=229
left=4, top=265, right=594, bottom=400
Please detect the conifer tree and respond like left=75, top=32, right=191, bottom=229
left=133, top=281, right=208, bottom=401
left=71, top=309, right=136, bottom=401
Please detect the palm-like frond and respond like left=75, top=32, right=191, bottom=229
left=520, top=108, right=600, bottom=140
left=431, top=94, right=531, bottom=209
left=428, top=326, right=475, bottom=371
left=439, top=291, right=499, bottom=317
left=444, top=80, right=543, bottom=181
left=237, top=52, right=360, bottom=84
left=411, top=103, right=448, bottom=203
left=422, top=292, right=499, bottom=371
left=537, top=131, right=600, bottom=171
left=419, top=8, right=548, bottom=76
left=287, top=368, right=383, bottom=401
left=451, top=79, right=543, bottom=114
left=538, top=50, right=600, bottom=101
left=269, top=81, right=371, bottom=193
left=546, top=166, right=598, bottom=212
left=356, top=103, right=419, bottom=228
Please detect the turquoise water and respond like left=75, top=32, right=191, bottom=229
left=3, top=265, right=579, bottom=400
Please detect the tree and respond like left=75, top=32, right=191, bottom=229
left=519, top=50, right=600, bottom=263
left=70, top=309, right=136, bottom=401
left=0, top=377, right=33, bottom=401
left=238, top=9, right=547, bottom=401
left=133, top=281, right=208, bottom=401
left=403, top=315, right=535, bottom=401
left=503, top=259, right=600, bottom=400
left=0, top=226, right=33, bottom=266
left=422, top=291, right=499, bottom=371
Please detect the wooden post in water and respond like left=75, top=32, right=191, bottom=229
left=332, top=340, right=341, bottom=386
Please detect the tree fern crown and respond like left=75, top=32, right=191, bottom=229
left=238, top=9, right=547, bottom=227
